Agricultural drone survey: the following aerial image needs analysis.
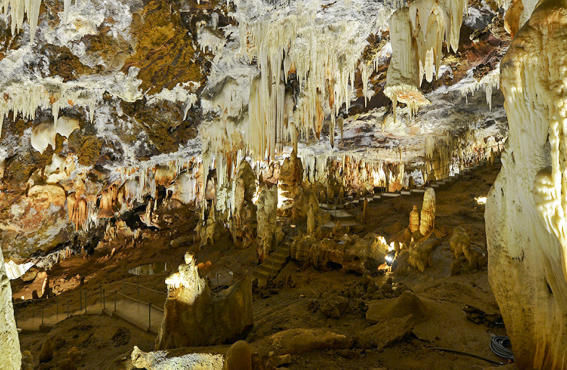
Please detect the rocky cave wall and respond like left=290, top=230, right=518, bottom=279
left=0, top=0, right=543, bottom=367
left=0, top=0, right=510, bottom=267
left=486, top=0, right=567, bottom=368
left=0, top=247, right=21, bottom=368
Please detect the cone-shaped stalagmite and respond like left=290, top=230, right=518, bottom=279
left=419, top=188, right=435, bottom=236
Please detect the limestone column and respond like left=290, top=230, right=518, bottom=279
left=0, top=248, right=21, bottom=368
left=486, top=1, right=567, bottom=367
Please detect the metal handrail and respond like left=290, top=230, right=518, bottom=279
left=13, top=278, right=166, bottom=333
left=121, top=281, right=167, bottom=296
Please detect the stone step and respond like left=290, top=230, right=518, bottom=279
left=254, top=245, right=290, bottom=286
left=321, top=220, right=360, bottom=229
left=382, top=192, right=401, bottom=198
left=256, top=265, right=278, bottom=276
left=269, top=255, right=288, bottom=264
left=322, top=209, right=355, bottom=219
left=319, top=203, right=345, bottom=210
left=271, top=249, right=289, bottom=258
left=254, top=268, right=271, bottom=279
left=264, top=256, right=286, bottom=265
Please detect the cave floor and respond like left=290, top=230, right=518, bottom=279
left=15, top=163, right=512, bottom=369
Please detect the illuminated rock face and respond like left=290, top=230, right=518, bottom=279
left=0, top=248, right=21, bottom=368
left=486, top=1, right=567, bottom=367
left=156, top=253, right=253, bottom=349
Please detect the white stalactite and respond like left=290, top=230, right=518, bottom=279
left=385, top=0, right=467, bottom=116
left=1, top=0, right=42, bottom=41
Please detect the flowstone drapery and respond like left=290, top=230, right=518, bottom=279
left=0, top=247, right=21, bottom=368
left=486, top=1, right=567, bottom=367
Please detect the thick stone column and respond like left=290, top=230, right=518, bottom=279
left=486, top=1, right=567, bottom=368
left=0, top=248, right=21, bottom=368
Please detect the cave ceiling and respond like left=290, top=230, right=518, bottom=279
left=0, top=0, right=511, bottom=260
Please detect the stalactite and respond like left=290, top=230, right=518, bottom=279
left=0, top=0, right=42, bottom=41
left=385, top=0, right=467, bottom=116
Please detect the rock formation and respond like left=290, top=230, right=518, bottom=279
left=486, top=1, right=567, bottom=367
left=419, top=188, right=436, bottom=236
left=256, top=183, right=277, bottom=262
left=156, top=253, right=253, bottom=349
left=0, top=247, right=21, bottom=368
left=131, top=346, right=224, bottom=370
left=409, top=205, right=420, bottom=233
left=290, top=233, right=388, bottom=274
left=232, top=160, right=257, bottom=248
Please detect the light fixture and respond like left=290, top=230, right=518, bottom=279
left=475, top=196, right=487, bottom=205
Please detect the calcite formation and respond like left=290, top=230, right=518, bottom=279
left=0, top=247, right=21, bottom=368
left=419, top=188, right=435, bottom=236
left=157, top=253, right=253, bottom=349
left=385, top=0, right=468, bottom=116
left=231, top=161, right=257, bottom=248
left=409, top=205, right=420, bottom=233
left=256, top=183, right=277, bottom=262
left=486, top=0, right=567, bottom=367
left=290, top=233, right=389, bottom=274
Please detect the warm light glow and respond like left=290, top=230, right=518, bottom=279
left=475, top=196, right=487, bottom=205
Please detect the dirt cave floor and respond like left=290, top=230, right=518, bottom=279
left=15, top=163, right=514, bottom=369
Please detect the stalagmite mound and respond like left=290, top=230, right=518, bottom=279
left=486, top=0, right=567, bottom=367
left=156, top=253, right=253, bottom=349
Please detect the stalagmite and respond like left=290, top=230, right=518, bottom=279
left=157, top=253, right=253, bottom=349
left=409, top=205, right=420, bottom=233
left=419, top=188, right=435, bottom=236
left=256, top=183, right=277, bottom=262
left=486, top=1, right=567, bottom=367
left=0, top=247, right=21, bottom=368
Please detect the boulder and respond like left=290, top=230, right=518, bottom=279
left=268, top=328, right=351, bottom=355
left=357, top=315, right=414, bottom=349
left=224, top=340, right=252, bottom=370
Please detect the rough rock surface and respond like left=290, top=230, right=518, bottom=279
left=131, top=346, right=224, bottom=370
left=156, top=253, right=253, bottom=349
left=0, top=247, right=21, bottom=368
left=267, top=328, right=351, bottom=355
left=486, top=0, right=567, bottom=367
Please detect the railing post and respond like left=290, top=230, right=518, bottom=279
left=148, top=302, right=152, bottom=332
